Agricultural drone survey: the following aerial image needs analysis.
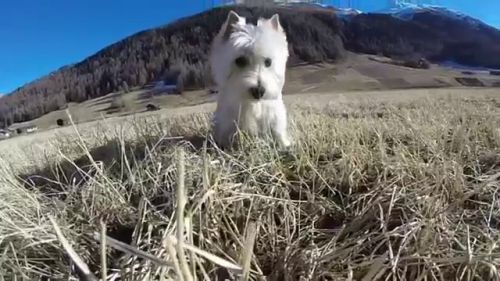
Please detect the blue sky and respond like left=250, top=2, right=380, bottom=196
left=0, top=0, right=499, bottom=94
left=0, top=0, right=209, bottom=93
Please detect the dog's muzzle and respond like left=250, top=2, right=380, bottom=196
left=249, top=85, right=266, bottom=99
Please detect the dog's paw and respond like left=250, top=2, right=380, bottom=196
left=277, top=138, right=294, bottom=157
left=280, top=137, right=293, bottom=150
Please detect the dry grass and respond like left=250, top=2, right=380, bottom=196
left=1, top=92, right=500, bottom=280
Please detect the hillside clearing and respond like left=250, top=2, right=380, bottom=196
left=1, top=88, right=500, bottom=280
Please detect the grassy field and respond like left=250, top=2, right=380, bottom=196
left=1, top=88, right=500, bottom=280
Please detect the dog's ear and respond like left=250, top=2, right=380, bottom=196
left=220, top=10, right=245, bottom=40
left=258, top=14, right=284, bottom=33
left=269, top=14, right=283, bottom=32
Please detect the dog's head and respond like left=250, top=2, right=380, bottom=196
left=210, top=11, right=289, bottom=101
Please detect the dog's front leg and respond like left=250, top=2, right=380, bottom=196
left=272, top=107, right=292, bottom=149
left=239, top=104, right=260, bottom=137
left=213, top=110, right=238, bottom=149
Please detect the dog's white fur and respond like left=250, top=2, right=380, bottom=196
left=209, top=11, right=292, bottom=148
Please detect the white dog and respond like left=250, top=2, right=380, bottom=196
left=209, top=10, right=292, bottom=149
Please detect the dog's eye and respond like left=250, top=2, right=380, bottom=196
left=264, top=58, right=272, bottom=67
left=235, top=56, right=249, bottom=68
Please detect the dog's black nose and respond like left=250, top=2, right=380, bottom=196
left=249, top=86, right=266, bottom=99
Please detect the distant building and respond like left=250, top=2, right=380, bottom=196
left=8, top=123, right=38, bottom=135
left=26, top=126, right=39, bottom=133
left=153, top=81, right=180, bottom=94
left=0, top=129, right=10, bottom=140
left=144, top=80, right=180, bottom=95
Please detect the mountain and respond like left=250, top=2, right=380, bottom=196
left=1, top=5, right=500, bottom=128
left=342, top=5, right=500, bottom=67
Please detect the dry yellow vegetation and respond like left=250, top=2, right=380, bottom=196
left=1, top=88, right=500, bottom=280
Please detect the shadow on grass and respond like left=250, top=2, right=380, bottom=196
left=19, top=135, right=208, bottom=191
left=18, top=134, right=209, bottom=245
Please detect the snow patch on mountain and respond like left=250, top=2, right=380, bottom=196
left=334, top=7, right=363, bottom=20
left=378, top=3, right=484, bottom=27
left=336, top=7, right=362, bottom=16
left=281, top=2, right=362, bottom=19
